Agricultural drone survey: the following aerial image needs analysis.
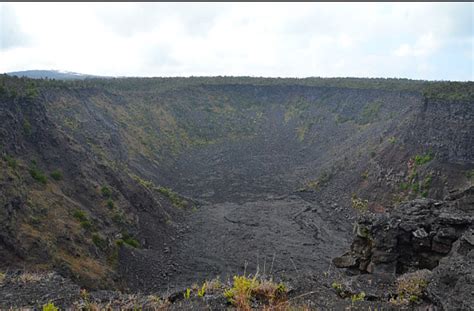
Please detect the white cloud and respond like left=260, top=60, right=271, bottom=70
left=394, top=33, right=440, bottom=57
left=0, top=4, right=30, bottom=50
left=0, top=3, right=472, bottom=80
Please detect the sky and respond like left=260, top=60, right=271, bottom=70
left=0, top=2, right=472, bottom=81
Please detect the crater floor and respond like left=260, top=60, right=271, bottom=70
left=119, top=194, right=354, bottom=293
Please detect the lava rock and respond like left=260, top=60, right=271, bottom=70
left=334, top=186, right=473, bottom=310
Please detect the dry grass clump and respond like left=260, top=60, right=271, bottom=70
left=187, top=277, right=224, bottom=299
left=183, top=274, right=288, bottom=310
left=14, top=271, right=53, bottom=283
left=390, top=270, right=430, bottom=305
left=198, top=277, right=223, bottom=297
left=73, top=290, right=170, bottom=310
left=17, top=272, right=42, bottom=283
left=351, top=195, right=368, bottom=212
left=223, top=275, right=288, bottom=310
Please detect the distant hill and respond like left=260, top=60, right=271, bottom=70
left=6, top=70, right=105, bottom=80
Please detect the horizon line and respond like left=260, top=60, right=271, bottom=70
left=3, top=69, right=472, bottom=83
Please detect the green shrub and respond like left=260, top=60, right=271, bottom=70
left=30, top=216, right=41, bottom=225
left=4, top=155, right=17, bottom=169
left=414, top=153, right=433, bottom=166
left=351, top=292, right=366, bottom=304
left=423, top=175, right=432, bottom=188
left=305, top=171, right=333, bottom=190
left=335, top=114, right=351, bottom=124
left=224, top=275, right=258, bottom=306
left=26, top=85, right=39, bottom=99
left=355, top=224, right=371, bottom=239
left=420, top=175, right=432, bottom=197
left=72, top=210, right=93, bottom=230
left=123, top=237, right=140, bottom=248
left=29, top=167, right=47, bottom=184
left=157, top=186, right=187, bottom=208
left=101, top=185, right=112, bottom=198
left=111, top=212, right=126, bottom=226
left=119, top=233, right=140, bottom=248
left=106, top=198, right=115, bottom=209
left=42, top=302, right=58, bottom=311
left=157, top=186, right=172, bottom=196
left=73, top=210, right=87, bottom=222
left=80, top=220, right=93, bottom=230
left=50, top=169, right=63, bottom=181
left=23, top=119, right=32, bottom=135
left=332, top=282, right=344, bottom=296
left=359, top=100, right=382, bottom=124
left=9, top=89, right=18, bottom=99
left=361, top=171, right=368, bottom=180
left=183, top=288, right=191, bottom=299
left=388, top=136, right=397, bottom=144
left=467, top=170, right=474, bottom=184
left=296, top=122, right=313, bottom=142
left=400, top=182, right=409, bottom=191
left=198, top=282, right=207, bottom=297
left=131, top=174, right=155, bottom=189
left=92, top=233, right=107, bottom=249
left=319, top=171, right=333, bottom=186
left=107, top=246, right=120, bottom=265
left=223, top=275, right=287, bottom=309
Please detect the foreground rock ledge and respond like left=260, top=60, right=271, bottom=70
left=333, top=186, right=474, bottom=310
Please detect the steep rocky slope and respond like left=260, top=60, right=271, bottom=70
left=0, top=77, right=185, bottom=290
left=0, top=75, right=472, bottom=309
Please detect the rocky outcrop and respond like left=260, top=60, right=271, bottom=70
left=333, top=186, right=473, bottom=309
left=334, top=187, right=473, bottom=274
left=427, top=230, right=474, bottom=310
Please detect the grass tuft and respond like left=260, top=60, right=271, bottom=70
left=413, top=153, right=433, bottom=166
left=50, top=169, right=63, bottom=181
left=224, top=275, right=288, bottom=310
left=101, top=185, right=112, bottom=198
left=30, top=166, right=47, bottom=184
left=390, top=271, right=430, bottom=305
left=42, top=302, right=59, bottom=311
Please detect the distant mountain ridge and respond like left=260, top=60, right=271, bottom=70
left=6, top=70, right=106, bottom=80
